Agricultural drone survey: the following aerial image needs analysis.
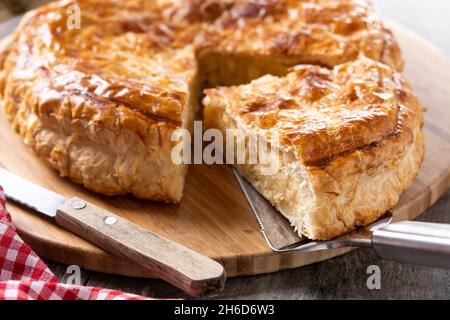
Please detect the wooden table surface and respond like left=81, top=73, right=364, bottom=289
left=1, top=0, right=450, bottom=299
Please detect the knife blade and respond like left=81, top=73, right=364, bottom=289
left=0, top=167, right=65, bottom=218
left=0, top=167, right=225, bottom=296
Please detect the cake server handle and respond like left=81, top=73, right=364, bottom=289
left=371, top=221, right=450, bottom=269
left=55, top=198, right=226, bottom=297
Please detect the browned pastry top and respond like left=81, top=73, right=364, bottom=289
left=205, top=57, right=422, bottom=164
left=0, top=0, right=403, bottom=129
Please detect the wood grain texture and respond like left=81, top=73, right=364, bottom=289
left=55, top=198, right=226, bottom=296
left=0, top=21, right=450, bottom=280
left=43, top=0, right=450, bottom=299
left=42, top=189, right=450, bottom=300
left=45, top=191, right=449, bottom=300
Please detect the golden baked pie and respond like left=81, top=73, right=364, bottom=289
left=204, top=57, right=424, bottom=240
left=0, top=0, right=424, bottom=239
left=0, top=0, right=404, bottom=202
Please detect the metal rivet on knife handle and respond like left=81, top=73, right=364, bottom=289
left=71, top=199, right=86, bottom=210
left=104, top=216, right=118, bottom=225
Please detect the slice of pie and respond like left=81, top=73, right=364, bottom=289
left=204, top=57, right=424, bottom=240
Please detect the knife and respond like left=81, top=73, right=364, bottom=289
left=232, top=167, right=450, bottom=269
left=0, top=167, right=226, bottom=297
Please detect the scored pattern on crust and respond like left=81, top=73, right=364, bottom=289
left=204, top=57, right=422, bottom=165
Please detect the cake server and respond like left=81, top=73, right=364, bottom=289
left=0, top=167, right=226, bottom=297
left=232, top=168, right=450, bottom=269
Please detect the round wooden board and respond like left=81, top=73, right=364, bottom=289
left=1, top=20, right=450, bottom=279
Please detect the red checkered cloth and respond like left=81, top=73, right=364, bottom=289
left=0, top=186, right=148, bottom=300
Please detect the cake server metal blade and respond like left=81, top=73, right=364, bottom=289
left=232, top=167, right=450, bottom=269
left=0, top=167, right=66, bottom=218
left=232, top=167, right=393, bottom=251
left=231, top=167, right=308, bottom=250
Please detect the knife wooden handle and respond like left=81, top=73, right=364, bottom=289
left=55, top=197, right=226, bottom=297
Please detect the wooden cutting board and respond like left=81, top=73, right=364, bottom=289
left=1, top=20, right=450, bottom=278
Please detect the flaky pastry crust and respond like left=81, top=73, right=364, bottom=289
left=0, top=0, right=416, bottom=216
